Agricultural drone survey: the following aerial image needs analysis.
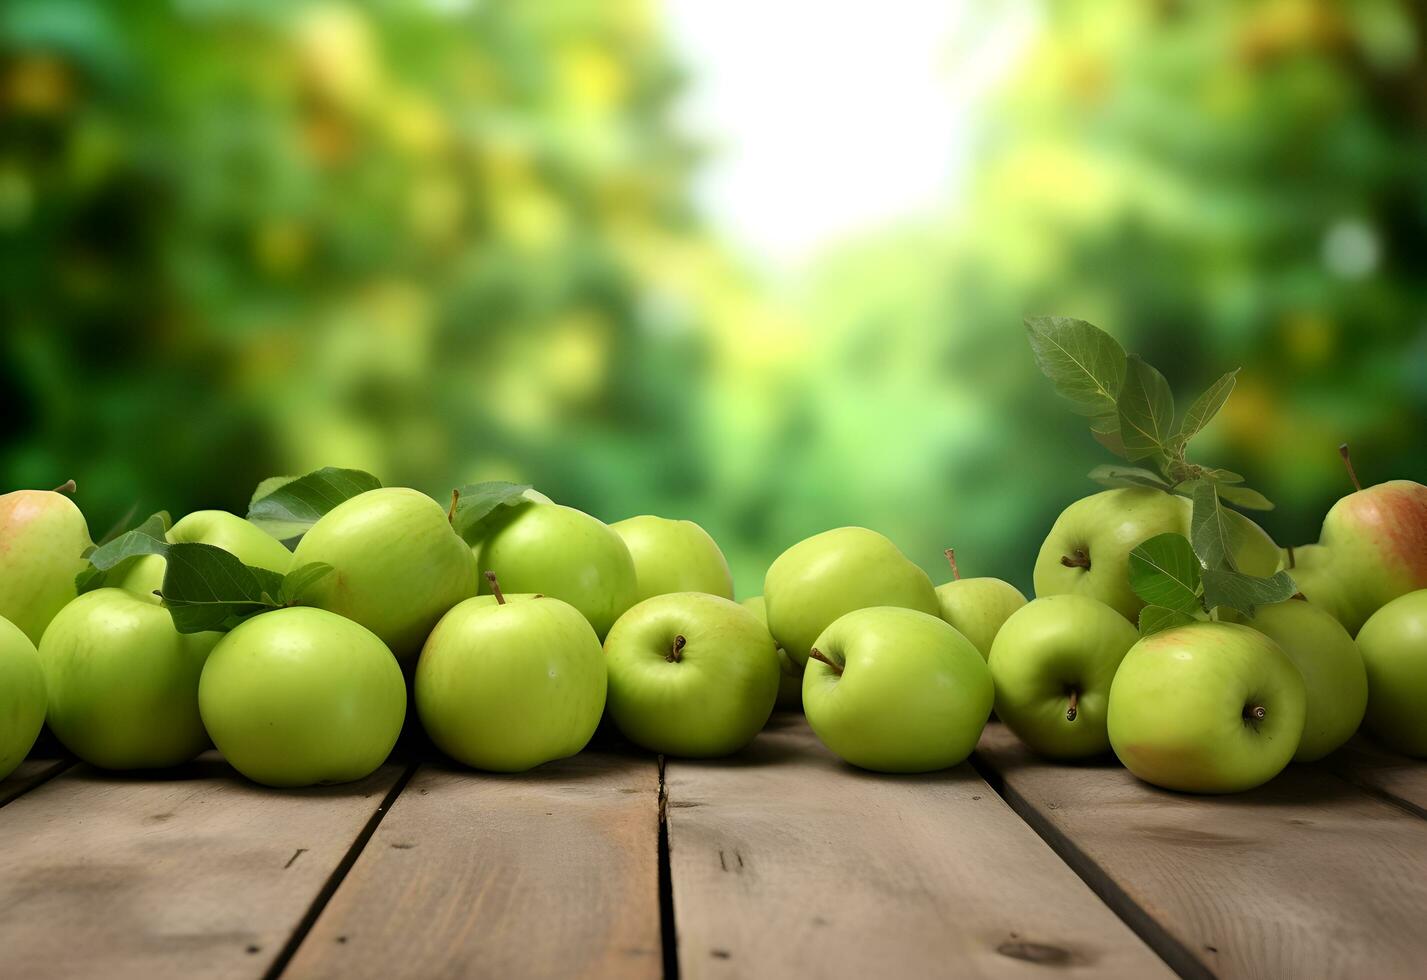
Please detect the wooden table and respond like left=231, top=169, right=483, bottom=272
left=2, top=713, right=1425, bottom=979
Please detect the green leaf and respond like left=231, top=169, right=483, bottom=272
left=1088, top=464, right=1172, bottom=491
left=1138, top=605, right=1198, bottom=637
left=1089, top=413, right=1128, bottom=458
left=280, top=562, right=336, bottom=602
left=1024, top=317, right=1127, bottom=417
left=75, top=511, right=172, bottom=594
left=1217, top=485, right=1275, bottom=511
left=451, top=481, right=533, bottom=543
left=246, top=467, right=381, bottom=542
left=1117, top=354, right=1176, bottom=463
left=1128, top=533, right=1203, bottom=613
left=1198, top=467, right=1244, bottom=485
left=1189, top=481, right=1236, bottom=572
left=1174, top=369, right=1238, bottom=450
left=1201, top=568, right=1298, bottom=617
left=158, top=542, right=287, bottom=633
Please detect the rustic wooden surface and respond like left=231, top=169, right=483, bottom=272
left=283, top=748, right=662, bottom=980
left=2, top=715, right=1427, bottom=979
left=0, top=753, right=407, bottom=980
left=663, top=713, right=1170, bottom=979
left=976, top=722, right=1427, bottom=980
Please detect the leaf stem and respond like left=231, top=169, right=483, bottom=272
left=448, top=488, right=461, bottom=524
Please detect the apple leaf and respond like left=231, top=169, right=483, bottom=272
left=1090, top=413, right=1128, bottom=459
left=247, top=467, right=381, bottom=542
left=74, top=511, right=172, bottom=594
left=1138, top=605, right=1198, bottom=637
left=1173, top=369, right=1238, bottom=451
left=1198, top=467, right=1244, bottom=485
left=451, top=481, right=533, bottom=544
left=159, top=542, right=289, bottom=633
left=1088, top=464, right=1172, bottom=491
left=1117, top=354, right=1176, bottom=463
left=281, top=562, right=336, bottom=600
left=1025, top=317, right=1127, bottom=418
left=1128, top=533, right=1203, bottom=613
left=1189, top=481, right=1236, bottom=571
left=1217, top=484, right=1274, bottom=511
left=1201, top=567, right=1298, bottom=617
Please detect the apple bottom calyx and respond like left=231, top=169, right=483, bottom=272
left=1060, top=549, right=1091, bottom=570
left=668, top=634, right=686, bottom=663
left=807, top=647, right=843, bottom=676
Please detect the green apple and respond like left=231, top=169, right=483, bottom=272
left=764, top=526, right=940, bottom=667
left=0, top=615, right=46, bottom=781
left=1034, top=488, right=1281, bottom=622
left=38, top=588, right=219, bottom=769
left=741, top=595, right=802, bottom=709
left=803, top=606, right=992, bottom=773
left=1355, top=589, right=1427, bottom=757
left=1282, top=543, right=1356, bottom=630
left=416, top=580, right=606, bottom=772
left=1224, top=599, right=1367, bottom=762
left=0, top=485, right=92, bottom=645
left=988, top=594, right=1138, bottom=759
left=612, top=515, right=735, bottom=602
left=935, top=549, right=1027, bottom=660
left=112, top=509, right=295, bottom=600
left=475, top=502, right=637, bottom=639
left=199, top=607, right=406, bottom=787
left=604, top=592, right=779, bottom=757
left=292, top=487, right=479, bottom=662
left=1108, top=622, right=1305, bottom=793
left=1299, top=458, right=1427, bottom=635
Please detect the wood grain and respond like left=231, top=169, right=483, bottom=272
left=282, top=748, right=662, bottom=980
left=977, top=723, right=1427, bottom=979
left=664, top=714, right=1170, bottom=979
left=1321, top=735, right=1427, bottom=818
left=0, top=758, right=71, bottom=807
left=0, top=753, right=406, bottom=979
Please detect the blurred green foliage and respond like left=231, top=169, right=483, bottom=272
left=3, top=0, right=1425, bottom=595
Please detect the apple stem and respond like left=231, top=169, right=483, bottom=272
left=1060, top=549, right=1091, bottom=570
left=668, top=634, right=686, bottom=663
left=1339, top=444, right=1362, bottom=492
left=808, top=647, right=843, bottom=676
left=1066, top=688, right=1079, bottom=722
left=1244, top=703, right=1266, bottom=725
left=52, top=479, right=77, bottom=495
left=944, top=548, right=961, bottom=581
left=485, top=571, right=506, bottom=605
left=1285, top=545, right=1296, bottom=570
left=448, top=488, right=461, bottom=524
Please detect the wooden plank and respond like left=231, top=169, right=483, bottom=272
left=1322, top=736, right=1427, bottom=818
left=282, top=747, right=663, bottom=980
left=0, top=758, right=71, bottom=808
left=977, top=723, right=1427, bottom=980
left=0, top=753, right=407, bottom=980
left=664, top=713, right=1171, bottom=979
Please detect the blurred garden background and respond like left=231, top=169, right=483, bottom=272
left=2, top=0, right=1425, bottom=595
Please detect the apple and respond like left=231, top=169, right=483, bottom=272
left=612, top=515, right=735, bottom=603
left=1355, top=589, right=1427, bottom=757
left=1107, top=622, right=1305, bottom=793
left=1034, top=488, right=1281, bottom=622
left=199, top=606, right=406, bottom=787
left=764, top=526, right=940, bottom=667
left=1294, top=449, right=1427, bottom=635
left=741, top=595, right=803, bottom=709
left=1223, top=599, right=1367, bottom=762
left=112, top=509, right=295, bottom=599
left=38, top=588, right=219, bottom=769
left=988, top=594, right=1139, bottom=759
left=416, top=576, right=606, bottom=772
left=935, top=549, right=1027, bottom=660
left=291, top=487, right=479, bottom=662
left=0, top=615, right=46, bottom=781
left=803, top=606, right=992, bottom=773
left=604, top=592, right=779, bottom=757
left=0, top=483, right=92, bottom=645
left=475, top=502, right=637, bottom=640
left=1281, top=543, right=1356, bottom=629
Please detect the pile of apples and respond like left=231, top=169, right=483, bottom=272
left=1, top=324, right=1424, bottom=796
